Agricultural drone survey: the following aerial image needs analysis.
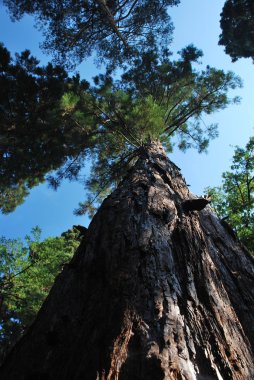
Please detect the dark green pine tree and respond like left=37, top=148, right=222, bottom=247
left=0, top=43, right=90, bottom=213
left=219, top=0, right=254, bottom=62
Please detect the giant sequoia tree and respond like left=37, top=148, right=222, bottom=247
left=1, top=141, right=254, bottom=379
left=1, top=2, right=254, bottom=379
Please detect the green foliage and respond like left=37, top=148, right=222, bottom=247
left=71, top=48, right=241, bottom=214
left=0, top=43, right=242, bottom=216
left=120, top=47, right=241, bottom=150
left=0, top=184, right=30, bottom=214
left=219, top=0, right=254, bottom=62
left=3, top=0, right=180, bottom=68
left=206, top=137, right=254, bottom=253
left=0, top=227, right=81, bottom=362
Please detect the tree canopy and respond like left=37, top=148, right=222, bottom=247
left=0, top=43, right=242, bottom=215
left=3, top=0, right=180, bottom=68
left=0, top=226, right=81, bottom=363
left=219, top=0, right=254, bottom=62
left=207, top=137, right=254, bottom=253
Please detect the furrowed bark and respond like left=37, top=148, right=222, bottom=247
left=1, top=141, right=254, bottom=379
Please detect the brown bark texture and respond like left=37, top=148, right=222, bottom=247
left=1, top=141, right=254, bottom=380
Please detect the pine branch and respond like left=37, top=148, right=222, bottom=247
left=95, top=0, right=128, bottom=47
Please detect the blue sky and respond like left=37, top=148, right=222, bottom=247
left=1, top=0, right=254, bottom=240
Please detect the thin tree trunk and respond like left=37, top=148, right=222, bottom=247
left=1, top=141, right=254, bottom=379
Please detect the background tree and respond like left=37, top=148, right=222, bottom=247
left=0, top=226, right=81, bottom=364
left=206, top=137, right=254, bottom=254
left=219, top=0, right=254, bottom=62
left=3, top=0, right=180, bottom=68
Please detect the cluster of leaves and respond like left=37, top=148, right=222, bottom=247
left=207, top=137, right=254, bottom=253
left=219, top=0, right=254, bottom=62
left=0, top=226, right=81, bottom=363
left=3, top=0, right=180, bottom=68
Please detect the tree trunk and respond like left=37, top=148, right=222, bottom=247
left=1, top=141, right=254, bottom=380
